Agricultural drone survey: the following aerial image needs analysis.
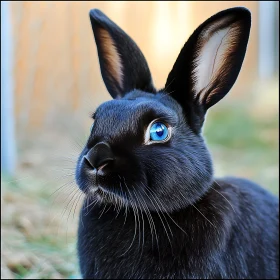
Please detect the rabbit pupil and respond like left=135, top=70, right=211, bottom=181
left=156, top=128, right=163, bottom=136
left=155, top=125, right=164, bottom=136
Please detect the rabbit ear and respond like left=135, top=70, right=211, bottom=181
left=89, top=9, right=155, bottom=99
left=165, top=7, right=251, bottom=131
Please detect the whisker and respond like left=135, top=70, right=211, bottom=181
left=144, top=181, right=188, bottom=236
left=119, top=176, right=138, bottom=257
left=137, top=190, right=156, bottom=248
left=98, top=204, right=107, bottom=219
left=60, top=187, right=80, bottom=223
left=191, top=204, right=216, bottom=228
left=73, top=191, right=84, bottom=219
left=85, top=198, right=99, bottom=216
left=164, top=77, right=176, bottom=93
left=140, top=184, right=173, bottom=253
left=49, top=179, right=75, bottom=199
left=133, top=191, right=145, bottom=260
left=212, top=181, right=236, bottom=213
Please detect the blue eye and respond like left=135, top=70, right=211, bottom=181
left=150, top=122, right=169, bottom=141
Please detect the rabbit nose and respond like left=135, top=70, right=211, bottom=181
left=84, top=142, right=114, bottom=170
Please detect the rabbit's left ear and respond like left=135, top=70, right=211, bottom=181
left=89, top=9, right=155, bottom=99
left=165, top=7, right=251, bottom=131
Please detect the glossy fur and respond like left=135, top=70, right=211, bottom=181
left=75, top=7, right=279, bottom=279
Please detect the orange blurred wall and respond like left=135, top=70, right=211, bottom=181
left=11, top=1, right=259, bottom=130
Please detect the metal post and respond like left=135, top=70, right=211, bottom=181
left=1, top=1, right=16, bottom=176
left=258, top=1, right=276, bottom=80
left=274, top=2, right=279, bottom=75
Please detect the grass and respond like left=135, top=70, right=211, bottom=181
left=1, top=83, right=278, bottom=279
left=204, top=99, right=278, bottom=195
left=1, top=171, right=81, bottom=279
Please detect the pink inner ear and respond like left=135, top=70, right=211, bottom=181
left=97, top=27, right=124, bottom=92
left=192, top=18, right=241, bottom=104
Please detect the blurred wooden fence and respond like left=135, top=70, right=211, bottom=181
left=11, top=1, right=260, bottom=130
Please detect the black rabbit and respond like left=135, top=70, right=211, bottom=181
left=75, top=7, right=279, bottom=279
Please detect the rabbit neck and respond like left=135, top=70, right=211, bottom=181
left=78, top=181, right=237, bottom=277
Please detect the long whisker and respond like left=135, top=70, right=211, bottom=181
left=119, top=176, right=138, bottom=257
left=67, top=189, right=81, bottom=224
left=98, top=204, right=107, bottom=219
left=164, top=77, right=176, bottom=93
left=175, top=188, right=217, bottom=229
left=136, top=189, right=160, bottom=257
left=66, top=189, right=80, bottom=244
left=212, top=181, right=236, bottom=213
left=145, top=183, right=188, bottom=236
left=131, top=192, right=141, bottom=253
left=49, top=179, right=76, bottom=199
left=61, top=186, right=80, bottom=218
left=73, top=191, right=84, bottom=219
left=140, top=184, right=173, bottom=253
left=191, top=204, right=216, bottom=228
left=133, top=191, right=145, bottom=260
left=85, top=198, right=99, bottom=216
left=136, top=190, right=155, bottom=246
left=123, top=180, right=160, bottom=253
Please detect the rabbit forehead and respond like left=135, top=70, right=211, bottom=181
left=96, top=94, right=177, bottom=122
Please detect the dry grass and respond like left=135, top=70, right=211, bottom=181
left=1, top=132, right=82, bottom=279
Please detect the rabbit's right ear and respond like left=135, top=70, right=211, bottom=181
left=89, top=9, right=155, bottom=99
left=165, top=7, right=251, bottom=133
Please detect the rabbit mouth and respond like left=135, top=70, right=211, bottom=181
left=91, top=185, right=126, bottom=206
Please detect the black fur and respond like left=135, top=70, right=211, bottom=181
left=75, top=7, right=279, bottom=279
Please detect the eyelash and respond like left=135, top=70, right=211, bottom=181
left=90, top=110, right=97, bottom=120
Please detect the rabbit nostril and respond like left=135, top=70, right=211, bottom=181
left=84, top=155, right=113, bottom=170
left=84, top=155, right=94, bottom=169
left=84, top=142, right=114, bottom=171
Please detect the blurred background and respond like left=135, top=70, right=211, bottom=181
left=1, top=1, right=279, bottom=279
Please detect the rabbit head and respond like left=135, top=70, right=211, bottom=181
left=75, top=7, right=251, bottom=213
